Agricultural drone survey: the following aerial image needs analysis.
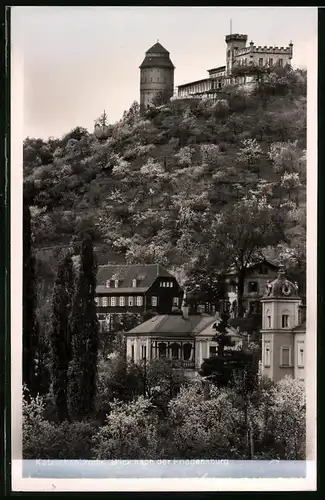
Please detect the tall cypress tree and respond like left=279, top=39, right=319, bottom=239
left=23, top=199, right=40, bottom=397
left=68, top=234, right=99, bottom=419
left=51, top=253, right=74, bottom=422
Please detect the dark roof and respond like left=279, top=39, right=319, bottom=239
left=208, top=65, right=226, bottom=73
left=140, top=56, right=175, bottom=69
left=127, top=314, right=216, bottom=337
left=96, top=286, right=149, bottom=295
left=262, top=266, right=300, bottom=300
left=292, top=321, right=306, bottom=332
left=177, top=78, right=210, bottom=88
left=146, top=42, right=169, bottom=54
left=140, top=42, right=174, bottom=69
left=96, top=264, right=175, bottom=293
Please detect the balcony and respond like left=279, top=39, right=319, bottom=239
left=170, top=360, right=195, bottom=370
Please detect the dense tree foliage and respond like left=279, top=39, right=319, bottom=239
left=50, top=253, right=74, bottom=421
left=24, top=68, right=306, bottom=293
left=68, top=235, right=99, bottom=418
left=23, top=376, right=305, bottom=460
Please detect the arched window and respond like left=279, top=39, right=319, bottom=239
left=170, top=343, right=180, bottom=360
left=266, top=309, right=271, bottom=328
left=281, top=309, right=290, bottom=328
left=158, top=342, right=167, bottom=358
left=183, top=343, right=192, bottom=361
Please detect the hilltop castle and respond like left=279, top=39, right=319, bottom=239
left=139, top=33, right=293, bottom=109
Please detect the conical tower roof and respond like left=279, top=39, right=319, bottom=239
left=146, top=42, right=170, bottom=54
left=139, top=41, right=175, bottom=69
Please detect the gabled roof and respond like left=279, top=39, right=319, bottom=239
left=146, top=42, right=169, bottom=54
left=225, top=258, right=279, bottom=276
left=96, top=264, right=175, bottom=293
left=126, top=314, right=216, bottom=337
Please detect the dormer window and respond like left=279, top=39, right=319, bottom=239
left=132, top=279, right=137, bottom=288
left=114, top=279, right=119, bottom=288
left=106, top=280, right=110, bottom=288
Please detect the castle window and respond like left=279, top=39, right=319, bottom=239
left=282, top=314, right=289, bottom=328
left=136, top=296, right=143, bottom=307
left=259, top=58, right=263, bottom=66
left=102, top=297, right=108, bottom=307
left=128, top=296, right=134, bottom=307
left=131, top=344, right=134, bottom=362
left=248, top=281, right=258, bottom=293
left=119, top=296, right=125, bottom=307
left=280, top=346, right=291, bottom=367
left=279, top=58, right=283, bottom=67
left=151, top=296, right=157, bottom=307
left=269, top=58, right=273, bottom=66
left=297, top=342, right=304, bottom=367
left=264, top=341, right=271, bottom=367
left=227, top=50, right=231, bottom=57
left=244, top=58, right=247, bottom=65
left=110, top=297, right=116, bottom=307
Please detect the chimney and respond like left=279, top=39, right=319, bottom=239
left=182, top=287, right=189, bottom=319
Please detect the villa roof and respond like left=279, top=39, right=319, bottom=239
left=96, top=264, right=175, bottom=294
left=126, top=314, right=216, bottom=337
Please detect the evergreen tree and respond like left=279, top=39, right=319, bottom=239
left=23, top=199, right=40, bottom=397
left=68, top=234, right=99, bottom=419
left=50, top=253, right=74, bottom=422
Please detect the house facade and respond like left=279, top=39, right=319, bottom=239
left=125, top=306, right=242, bottom=378
left=95, top=264, right=183, bottom=332
left=260, top=265, right=306, bottom=382
left=220, top=259, right=279, bottom=318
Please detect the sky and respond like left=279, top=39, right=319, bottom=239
left=11, top=6, right=317, bottom=140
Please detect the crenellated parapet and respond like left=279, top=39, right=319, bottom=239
left=235, top=44, right=293, bottom=56
left=225, top=34, right=248, bottom=43
left=252, top=45, right=293, bottom=54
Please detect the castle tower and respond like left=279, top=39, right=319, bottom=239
left=139, top=42, right=175, bottom=114
left=225, top=34, right=248, bottom=75
left=260, top=265, right=304, bottom=382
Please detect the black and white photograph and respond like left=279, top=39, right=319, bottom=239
left=10, top=5, right=317, bottom=491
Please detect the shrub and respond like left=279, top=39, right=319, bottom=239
left=23, top=390, right=97, bottom=459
